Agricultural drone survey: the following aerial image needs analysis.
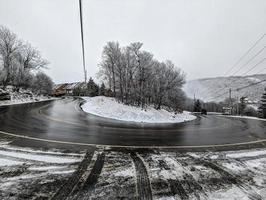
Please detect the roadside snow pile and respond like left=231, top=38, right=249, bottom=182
left=81, top=96, right=196, bottom=123
left=0, top=87, right=54, bottom=106
left=223, top=115, right=266, bottom=122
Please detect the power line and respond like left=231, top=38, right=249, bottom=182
left=206, top=58, right=266, bottom=100
left=230, top=46, right=266, bottom=76
left=208, top=77, right=266, bottom=101
left=208, top=90, right=228, bottom=102
left=200, top=34, right=266, bottom=98
left=241, top=58, right=266, bottom=76
left=79, top=0, right=87, bottom=83
left=223, top=34, right=266, bottom=76
left=202, top=47, right=266, bottom=99
left=236, top=78, right=266, bottom=92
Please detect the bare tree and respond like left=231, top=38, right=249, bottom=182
left=13, top=43, right=48, bottom=88
left=99, top=41, right=186, bottom=111
left=32, top=72, right=53, bottom=95
left=0, top=26, right=51, bottom=93
left=20, top=43, right=48, bottom=70
left=0, top=25, right=22, bottom=86
left=100, top=42, right=121, bottom=97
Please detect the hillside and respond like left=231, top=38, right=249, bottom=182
left=183, top=74, right=266, bottom=102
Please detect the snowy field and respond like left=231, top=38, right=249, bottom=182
left=0, top=137, right=266, bottom=199
left=81, top=96, right=196, bottom=123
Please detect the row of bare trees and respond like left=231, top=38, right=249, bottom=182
left=0, top=25, right=53, bottom=94
left=98, top=41, right=186, bottom=111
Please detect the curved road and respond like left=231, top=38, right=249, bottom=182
left=0, top=98, right=266, bottom=149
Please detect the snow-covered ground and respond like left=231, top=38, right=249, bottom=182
left=81, top=96, right=196, bottom=123
left=1, top=136, right=266, bottom=199
left=77, top=147, right=266, bottom=199
left=0, top=140, right=83, bottom=199
left=144, top=149, right=266, bottom=199
left=0, top=87, right=55, bottom=106
left=221, top=114, right=266, bottom=121
left=0, top=95, right=54, bottom=106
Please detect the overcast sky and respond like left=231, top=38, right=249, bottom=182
left=0, top=0, right=266, bottom=83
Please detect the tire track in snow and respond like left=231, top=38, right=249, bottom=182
left=51, top=150, right=95, bottom=200
left=71, top=151, right=106, bottom=200
left=168, top=179, right=189, bottom=200
left=130, top=151, right=153, bottom=200
left=189, top=155, right=262, bottom=200
left=82, top=152, right=105, bottom=191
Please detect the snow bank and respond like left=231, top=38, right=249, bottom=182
left=81, top=96, right=196, bottom=123
left=223, top=115, right=266, bottom=122
left=0, top=97, right=54, bottom=106
left=227, top=149, right=266, bottom=158
left=0, top=87, right=56, bottom=106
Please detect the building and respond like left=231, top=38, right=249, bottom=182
left=52, top=83, right=68, bottom=97
left=65, top=82, right=80, bottom=95
left=222, top=106, right=232, bottom=115
left=52, top=82, right=87, bottom=97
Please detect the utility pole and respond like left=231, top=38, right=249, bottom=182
left=79, top=0, right=87, bottom=83
left=229, top=88, right=232, bottom=114
left=229, top=88, right=232, bottom=106
left=239, top=96, right=247, bottom=116
left=193, top=93, right=196, bottom=112
left=236, top=94, right=239, bottom=115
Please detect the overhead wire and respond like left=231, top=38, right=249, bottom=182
left=201, top=36, right=266, bottom=100
left=223, top=34, right=266, bottom=76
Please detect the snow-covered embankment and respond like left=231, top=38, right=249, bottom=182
left=0, top=88, right=55, bottom=106
left=81, top=96, right=196, bottom=123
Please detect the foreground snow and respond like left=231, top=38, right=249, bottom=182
left=81, top=96, right=196, bottom=123
left=0, top=140, right=84, bottom=199
left=0, top=138, right=266, bottom=199
left=80, top=147, right=266, bottom=200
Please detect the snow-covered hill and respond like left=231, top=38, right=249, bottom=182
left=183, top=74, right=266, bottom=102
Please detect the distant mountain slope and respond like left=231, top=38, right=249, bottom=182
left=183, top=74, right=266, bottom=102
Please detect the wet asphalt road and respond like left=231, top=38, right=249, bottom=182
left=0, top=98, right=266, bottom=148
